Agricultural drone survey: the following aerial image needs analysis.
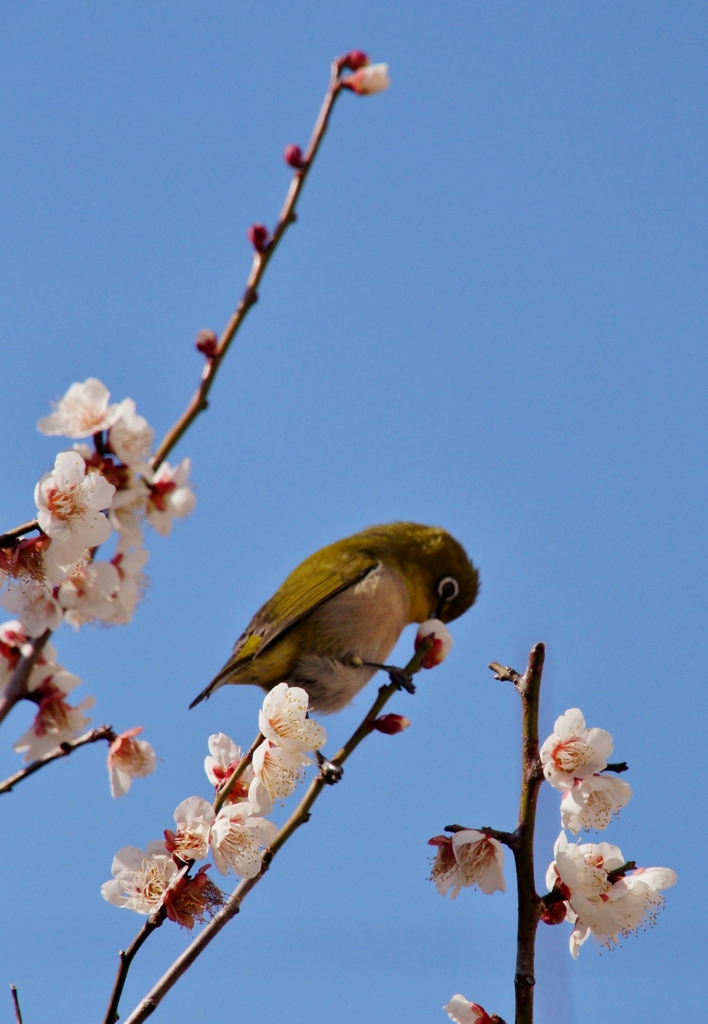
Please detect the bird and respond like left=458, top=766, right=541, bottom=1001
left=190, top=521, right=479, bottom=715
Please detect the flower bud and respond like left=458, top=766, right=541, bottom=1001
left=247, top=224, right=270, bottom=253
left=283, top=144, right=306, bottom=169
left=341, top=50, right=369, bottom=71
left=415, top=619, right=453, bottom=668
left=540, top=900, right=567, bottom=925
left=195, top=329, right=218, bottom=360
left=373, top=713, right=411, bottom=735
left=344, top=63, right=390, bottom=96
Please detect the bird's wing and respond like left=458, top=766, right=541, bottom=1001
left=230, top=550, right=381, bottom=664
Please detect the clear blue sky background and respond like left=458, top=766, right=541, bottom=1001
left=0, top=3, right=705, bottom=1022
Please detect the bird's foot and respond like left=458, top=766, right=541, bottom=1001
left=364, top=662, right=416, bottom=695
left=316, top=750, right=344, bottom=785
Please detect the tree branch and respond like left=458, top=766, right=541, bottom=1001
left=213, top=732, right=263, bottom=814
left=117, top=642, right=432, bottom=1024
left=0, top=725, right=115, bottom=795
left=0, top=629, right=51, bottom=727
left=10, top=984, right=23, bottom=1024
left=102, top=912, right=166, bottom=1024
left=0, top=520, right=40, bottom=549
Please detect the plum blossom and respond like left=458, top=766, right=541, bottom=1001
left=205, top=733, right=254, bottom=804
left=164, top=796, right=215, bottom=862
left=38, top=378, right=122, bottom=438
left=443, top=995, right=493, bottom=1024
left=415, top=618, right=453, bottom=668
left=145, top=458, right=196, bottom=536
left=35, top=452, right=115, bottom=564
left=58, top=561, right=121, bottom=628
left=546, top=831, right=677, bottom=957
left=0, top=620, right=59, bottom=695
left=429, top=830, right=505, bottom=899
left=0, top=535, right=52, bottom=586
left=14, top=671, right=94, bottom=761
left=259, top=683, right=326, bottom=753
left=540, top=708, right=614, bottom=791
left=1, top=580, right=63, bottom=636
left=101, top=841, right=177, bottom=914
left=162, top=866, right=226, bottom=929
left=102, top=547, right=149, bottom=625
left=249, top=740, right=311, bottom=815
left=210, top=802, right=277, bottom=878
left=108, top=399, right=154, bottom=467
left=345, top=63, right=390, bottom=95
left=560, top=775, right=632, bottom=834
left=107, top=727, right=157, bottom=798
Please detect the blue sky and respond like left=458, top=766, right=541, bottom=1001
left=0, top=3, right=705, bottom=1022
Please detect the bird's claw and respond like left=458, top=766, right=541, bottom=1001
left=316, top=750, right=344, bottom=785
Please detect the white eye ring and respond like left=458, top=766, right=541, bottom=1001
left=437, top=576, right=459, bottom=601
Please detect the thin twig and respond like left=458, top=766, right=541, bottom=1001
left=10, top=984, right=23, bottom=1024
left=0, top=725, right=115, bottom=795
left=0, top=630, right=51, bottom=727
left=213, top=733, right=263, bottom=814
left=0, top=520, right=40, bottom=548
left=102, top=912, right=166, bottom=1024
left=444, top=823, right=519, bottom=850
left=118, top=642, right=432, bottom=1024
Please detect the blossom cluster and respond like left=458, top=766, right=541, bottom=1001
left=103, top=684, right=326, bottom=927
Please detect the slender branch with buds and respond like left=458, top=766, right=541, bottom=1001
left=0, top=725, right=115, bottom=795
left=0, top=630, right=51, bottom=727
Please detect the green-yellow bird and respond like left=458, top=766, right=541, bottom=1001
left=190, top=522, right=479, bottom=714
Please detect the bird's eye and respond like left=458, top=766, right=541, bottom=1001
left=437, top=576, right=459, bottom=602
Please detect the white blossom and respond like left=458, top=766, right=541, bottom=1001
left=164, top=796, right=215, bottom=862
left=205, top=732, right=254, bottom=804
left=210, top=802, right=277, bottom=878
left=107, top=726, right=157, bottom=798
left=35, top=452, right=115, bottom=564
left=58, top=561, right=121, bottom=628
left=108, top=399, right=154, bottom=467
left=415, top=618, right=453, bottom=668
left=443, top=995, right=493, bottom=1024
left=249, top=740, right=311, bottom=815
left=101, top=841, right=177, bottom=914
left=560, top=775, right=632, bottom=834
left=145, top=458, right=196, bottom=536
left=101, top=547, right=149, bottom=625
left=540, top=708, right=614, bottom=791
left=347, top=63, right=390, bottom=95
left=1, top=580, right=63, bottom=636
left=259, top=684, right=326, bottom=753
left=38, top=378, right=122, bottom=438
left=430, top=830, right=505, bottom=900
left=14, top=670, right=94, bottom=761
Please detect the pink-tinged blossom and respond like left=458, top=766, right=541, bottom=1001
left=344, top=63, right=390, bottom=95
left=101, top=841, right=177, bottom=914
left=58, top=561, right=121, bottom=628
left=145, top=458, right=196, bottom=536
left=540, top=708, right=614, bottom=791
left=38, top=378, right=122, bottom=438
left=415, top=618, right=453, bottom=668
left=443, top=995, right=493, bottom=1024
left=373, top=713, right=410, bottom=735
left=247, top=224, right=269, bottom=252
left=259, top=683, right=326, bottom=753
left=1, top=580, right=63, bottom=636
left=205, top=733, right=254, bottom=804
left=14, top=673, right=94, bottom=761
left=429, top=830, right=506, bottom=899
left=35, top=452, right=115, bottom=564
left=560, top=775, right=632, bottom=834
left=108, top=399, right=154, bottom=467
left=0, top=620, right=59, bottom=695
left=164, top=796, right=215, bottom=862
left=249, top=740, right=311, bottom=815
left=107, top=727, right=157, bottom=798
left=341, top=50, right=369, bottom=71
left=210, top=802, right=277, bottom=878
left=0, top=535, right=52, bottom=587
left=102, top=547, right=149, bottom=625
left=546, top=831, right=677, bottom=958
left=162, top=866, right=226, bottom=929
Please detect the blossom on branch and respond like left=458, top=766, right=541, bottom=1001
left=259, top=683, right=326, bottom=753
left=162, top=866, right=226, bottom=929
left=14, top=671, right=94, bottom=761
left=443, top=995, right=494, bottom=1024
left=1, top=580, right=63, bottom=636
left=249, top=740, right=311, bottom=815
left=145, top=458, right=196, bottom=536
left=58, top=561, right=121, bottom=628
left=415, top=619, right=453, bottom=668
left=0, top=535, right=52, bottom=586
left=205, top=732, right=254, bottom=804
left=0, top=620, right=59, bottom=694
left=343, top=63, right=390, bottom=95
left=35, top=452, right=115, bottom=564
left=373, top=713, right=410, bottom=734
left=107, top=398, right=154, bottom=467
left=540, top=708, right=614, bottom=791
left=38, top=378, right=122, bottom=438
left=429, top=830, right=505, bottom=899
left=101, top=841, right=177, bottom=914
left=560, top=774, right=632, bottom=834
left=164, top=796, right=215, bottom=862
left=104, top=546, right=149, bottom=625
left=107, top=726, right=157, bottom=798
left=210, top=802, right=277, bottom=878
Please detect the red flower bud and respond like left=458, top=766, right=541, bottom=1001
left=541, top=901, right=568, bottom=926
left=342, top=50, right=369, bottom=71
left=195, top=329, right=218, bottom=360
left=284, top=144, right=306, bottom=169
left=247, top=224, right=270, bottom=253
left=373, top=713, right=411, bottom=735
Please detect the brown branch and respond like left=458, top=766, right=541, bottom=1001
left=444, top=823, right=519, bottom=850
left=0, top=725, right=115, bottom=795
left=10, top=984, right=23, bottom=1024
left=118, top=641, right=432, bottom=1024
left=0, top=629, right=51, bottom=727
left=213, top=732, right=263, bottom=814
left=102, top=912, right=166, bottom=1024
left=489, top=644, right=546, bottom=1024
left=0, top=520, right=40, bottom=548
